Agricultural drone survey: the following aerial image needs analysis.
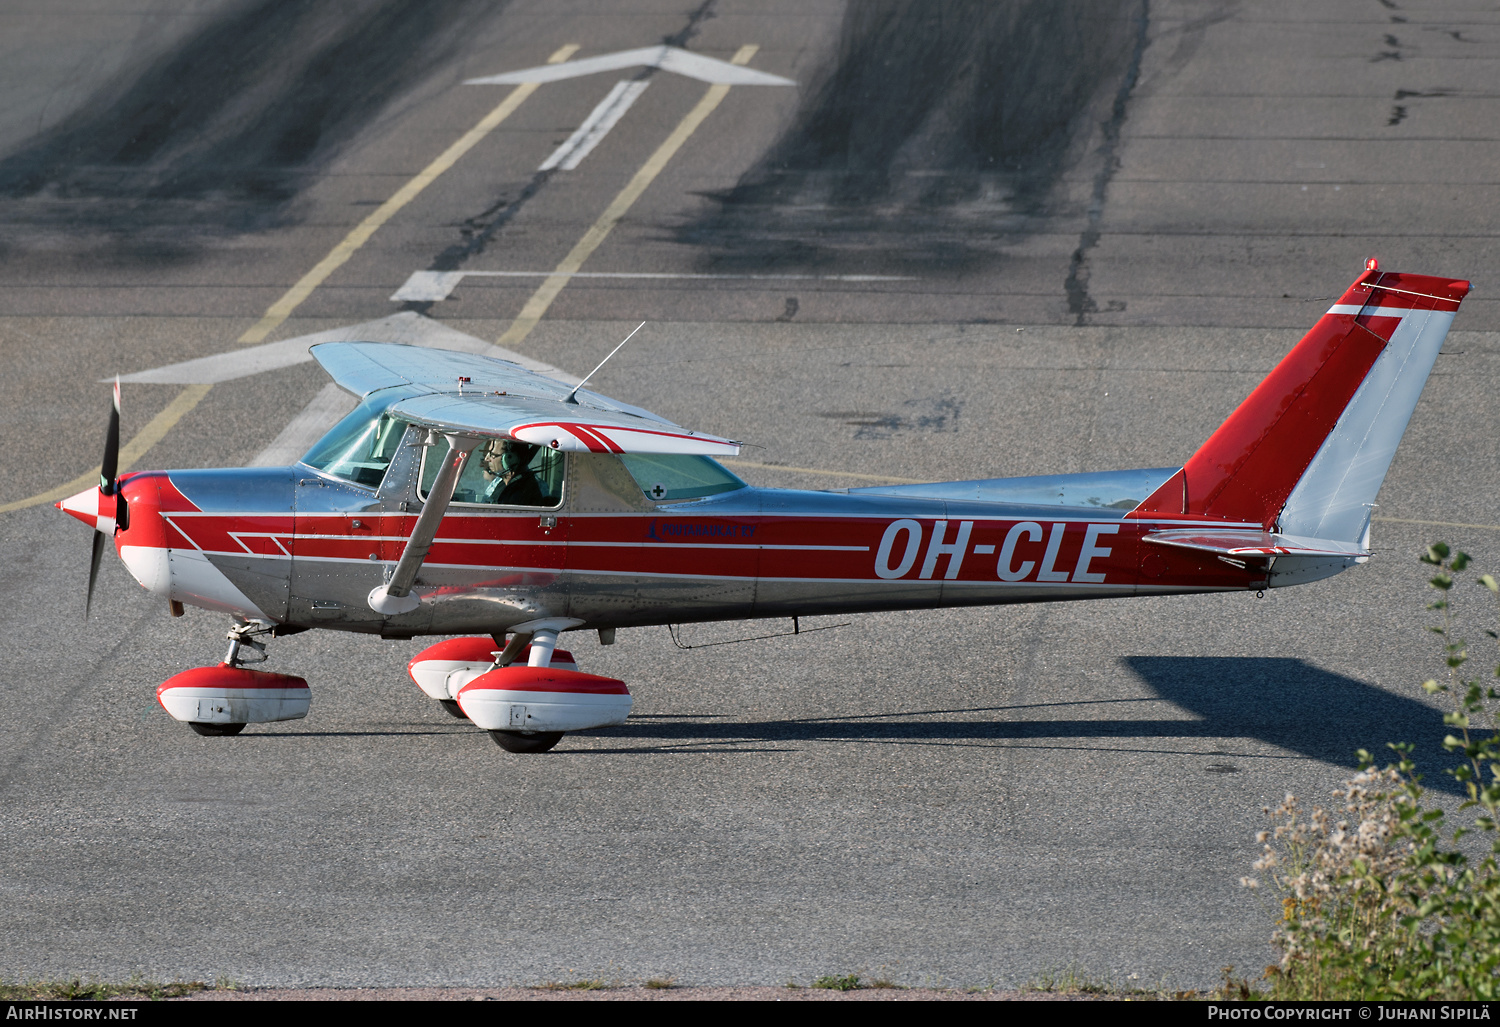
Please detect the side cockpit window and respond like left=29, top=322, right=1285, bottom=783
left=300, top=400, right=408, bottom=488
left=420, top=439, right=565, bottom=509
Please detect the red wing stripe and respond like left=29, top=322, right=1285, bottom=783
left=568, top=424, right=624, bottom=454
left=559, top=424, right=609, bottom=453
left=512, top=421, right=733, bottom=448
left=512, top=422, right=609, bottom=452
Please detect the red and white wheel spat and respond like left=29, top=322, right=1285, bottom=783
left=456, top=665, right=631, bottom=733
left=407, top=636, right=577, bottom=700
left=157, top=664, right=310, bottom=726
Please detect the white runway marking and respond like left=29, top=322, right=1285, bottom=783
left=540, top=80, right=650, bottom=171
left=388, top=272, right=467, bottom=303
left=390, top=270, right=917, bottom=303
left=466, top=45, right=794, bottom=87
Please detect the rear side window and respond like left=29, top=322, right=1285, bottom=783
left=618, top=454, right=746, bottom=501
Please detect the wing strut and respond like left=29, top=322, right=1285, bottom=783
left=368, top=433, right=481, bottom=616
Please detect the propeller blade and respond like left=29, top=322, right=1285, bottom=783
left=86, top=379, right=121, bottom=619
left=86, top=528, right=106, bottom=619
left=100, top=377, right=120, bottom=495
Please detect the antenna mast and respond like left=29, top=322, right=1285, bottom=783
left=565, top=321, right=646, bottom=404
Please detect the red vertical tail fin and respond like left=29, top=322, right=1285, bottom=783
left=1128, top=265, right=1469, bottom=535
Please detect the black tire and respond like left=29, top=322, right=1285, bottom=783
left=438, top=699, right=469, bottom=720
left=188, top=722, right=246, bottom=736
left=490, top=730, right=564, bottom=753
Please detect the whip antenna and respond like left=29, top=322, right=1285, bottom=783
left=566, top=322, right=645, bottom=404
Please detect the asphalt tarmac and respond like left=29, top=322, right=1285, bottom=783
left=1, top=0, right=1498, bottom=991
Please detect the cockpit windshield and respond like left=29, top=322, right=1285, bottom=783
left=299, top=393, right=410, bottom=488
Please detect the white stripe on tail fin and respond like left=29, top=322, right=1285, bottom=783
left=1277, top=271, right=1467, bottom=543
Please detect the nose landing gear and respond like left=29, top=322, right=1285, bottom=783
left=157, top=620, right=310, bottom=736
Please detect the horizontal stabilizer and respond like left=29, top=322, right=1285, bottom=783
left=1142, top=529, right=1368, bottom=560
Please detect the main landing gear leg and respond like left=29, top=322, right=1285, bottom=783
left=525, top=627, right=560, bottom=668
left=491, top=630, right=530, bottom=668
left=488, top=621, right=571, bottom=754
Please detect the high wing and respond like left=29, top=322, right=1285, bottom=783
left=310, top=341, right=740, bottom=456
left=311, top=340, right=672, bottom=422
left=390, top=392, right=740, bottom=456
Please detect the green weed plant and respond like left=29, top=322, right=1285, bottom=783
left=0, top=976, right=214, bottom=1000
left=1245, top=543, right=1500, bottom=1000
left=812, top=974, right=861, bottom=991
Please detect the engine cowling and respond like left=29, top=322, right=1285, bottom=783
left=157, top=664, right=310, bottom=726
left=407, top=636, right=577, bottom=700
left=67, top=470, right=273, bottom=620
left=456, top=666, right=631, bottom=733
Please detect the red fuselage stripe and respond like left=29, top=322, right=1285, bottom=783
left=155, top=513, right=1258, bottom=590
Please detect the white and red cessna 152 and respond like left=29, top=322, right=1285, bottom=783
left=59, top=263, right=1469, bottom=752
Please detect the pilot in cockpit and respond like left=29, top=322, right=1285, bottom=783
left=479, top=439, right=545, bottom=506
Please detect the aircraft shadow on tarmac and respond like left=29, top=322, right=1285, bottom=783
left=585, top=658, right=1465, bottom=793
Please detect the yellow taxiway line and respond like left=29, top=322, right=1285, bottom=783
left=496, top=45, right=760, bottom=347
left=3, top=46, right=577, bottom=515
left=240, top=43, right=579, bottom=346
left=0, top=385, right=213, bottom=514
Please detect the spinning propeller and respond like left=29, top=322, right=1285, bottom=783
left=57, top=379, right=123, bottom=618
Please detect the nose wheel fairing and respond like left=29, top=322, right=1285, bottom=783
left=157, top=664, right=311, bottom=728
left=156, top=621, right=310, bottom=732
